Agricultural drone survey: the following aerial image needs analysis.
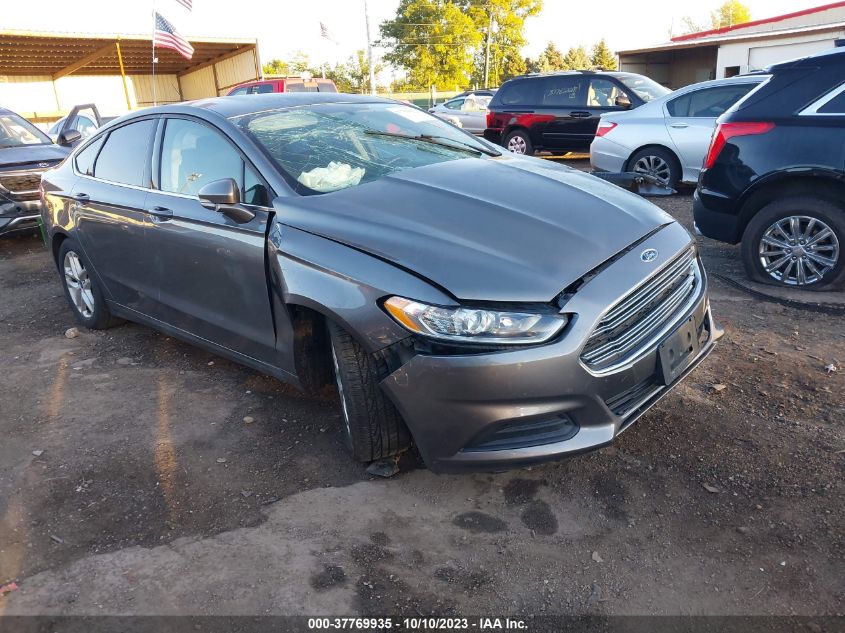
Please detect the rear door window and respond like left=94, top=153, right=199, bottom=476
left=75, top=135, right=105, bottom=176
left=93, top=119, right=156, bottom=186
left=498, top=80, right=541, bottom=107
left=254, top=83, right=275, bottom=94
left=668, top=84, right=757, bottom=118
left=540, top=76, right=584, bottom=107
left=229, top=87, right=248, bottom=95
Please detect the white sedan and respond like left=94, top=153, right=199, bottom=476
left=590, top=76, right=766, bottom=188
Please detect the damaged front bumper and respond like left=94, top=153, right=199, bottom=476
left=380, top=223, right=721, bottom=473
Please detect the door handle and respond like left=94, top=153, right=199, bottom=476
left=148, top=206, right=173, bottom=219
left=569, top=111, right=591, bottom=118
left=73, top=192, right=89, bottom=201
left=670, top=123, right=689, bottom=129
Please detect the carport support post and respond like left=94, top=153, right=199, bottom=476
left=115, top=41, right=132, bottom=111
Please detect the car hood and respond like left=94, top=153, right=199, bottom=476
left=276, top=156, right=675, bottom=303
left=0, top=143, right=69, bottom=170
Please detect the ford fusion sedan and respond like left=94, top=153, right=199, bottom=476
left=41, top=93, right=719, bottom=473
left=591, top=76, right=766, bottom=188
left=0, top=107, right=75, bottom=236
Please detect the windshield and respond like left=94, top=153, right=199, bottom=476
left=0, top=112, right=52, bottom=147
left=618, top=75, right=671, bottom=102
left=232, top=102, right=496, bottom=194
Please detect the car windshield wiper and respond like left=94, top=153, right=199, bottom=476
left=364, top=130, right=501, bottom=157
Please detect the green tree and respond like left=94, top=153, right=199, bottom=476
left=561, top=45, right=591, bottom=70
left=591, top=39, right=617, bottom=70
left=379, top=0, right=481, bottom=91
left=536, top=41, right=566, bottom=71
left=458, top=0, right=543, bottom=87
left=682, top=1, right=751, bottom=34
left=288, top=51, right=313, bottom=75
left=711, top=0, right=751, bottom=28
left=262, top=59, right=290, bottom=76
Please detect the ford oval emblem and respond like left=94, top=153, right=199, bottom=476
left=641, top=248, right=659, bottom=263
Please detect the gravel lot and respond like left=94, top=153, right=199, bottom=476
left=0, top=164, right=843, bottom=618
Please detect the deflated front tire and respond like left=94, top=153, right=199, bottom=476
left=327, top=321, right=411, bottom=462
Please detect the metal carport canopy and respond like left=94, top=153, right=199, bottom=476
left=0, top=29, right=258, bottom=79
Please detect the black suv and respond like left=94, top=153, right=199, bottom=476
left=694, top=47, right=845, bottom=290
left=484, top=71, right=670, bottom=155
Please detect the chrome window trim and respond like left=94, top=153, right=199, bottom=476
left=799, top=81, right=845, bottom=116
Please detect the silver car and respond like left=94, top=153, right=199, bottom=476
left=429, top=94, right=492, bottom=134
left=590, top=76, right=766, bottom=187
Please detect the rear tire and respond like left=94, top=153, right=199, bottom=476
left=628, top=147, right=681, bottom=188
left=57, top=238, right=123, bottom=329
left=741, top=196, right=845, bottom=290
left=327, top=322, right=411, bottom=462
left=504, top=129, right=533, bottom=156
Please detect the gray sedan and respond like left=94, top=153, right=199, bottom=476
left=590, top=76, right=766, bottom=187
left=41, top=93, right=719, bottom=473
left=428, top=94, right=491, bottom=134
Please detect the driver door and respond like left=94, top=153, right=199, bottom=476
left=143, top=116, right=278, bottom=364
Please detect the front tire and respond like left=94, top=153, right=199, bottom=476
left=741, top=197, right=844, bottom=290
left=58, top=238, right=122, bottom=329
left=629, top=147, right=680, bottom=188
left=504, top=129, right=533, bottom=156
left=327, top=322, right=411, bottom=462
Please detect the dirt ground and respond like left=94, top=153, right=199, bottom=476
left=0, top=166, right=843, bottom=618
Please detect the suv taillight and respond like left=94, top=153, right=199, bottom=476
left=703, top=121, right=775, bottom=170
left=486, top=109, right=494, bottom=128
left=595, top=121, right=617, bottom=138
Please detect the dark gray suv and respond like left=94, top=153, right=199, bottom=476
left=40, top=93, right=720, bottom=473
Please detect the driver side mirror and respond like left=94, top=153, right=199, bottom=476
left=198, top=178, right=255, bottom=224
left=615, top=94, right=632, bottom=109
left=57, top=129, right=82, bottom=147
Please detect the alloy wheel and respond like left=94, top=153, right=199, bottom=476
left=507, top=135, right=527, bottom=154
left=63, top=251, right=95, bottom=318
left=632, top=155, right=672, bottom=185
left=758, top=215, right=840, bottom=286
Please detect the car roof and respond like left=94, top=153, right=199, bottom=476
left=134, top=93, right=395, bottom=120
left=517, top=70, right=634, bottom=80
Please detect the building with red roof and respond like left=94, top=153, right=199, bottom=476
left=618, top=2, right=845, bottom=88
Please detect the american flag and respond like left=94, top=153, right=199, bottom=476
left=154, top=12, right=194, bottom=60
left=320, top=22, right=337, bottom=43
left=174, top=0, right=192, bottom=8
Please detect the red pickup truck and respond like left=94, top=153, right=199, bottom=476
left=227, top=77, right=338, bottom=95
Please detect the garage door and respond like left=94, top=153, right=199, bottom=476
left=748, top=40, right=834, bottom=70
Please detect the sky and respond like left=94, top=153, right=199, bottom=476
left=3, top=0, right=833, bottom=68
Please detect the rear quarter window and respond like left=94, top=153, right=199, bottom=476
left=498, top=80, right=541, bottom=106
left=818, top=89, right=845, bottom=114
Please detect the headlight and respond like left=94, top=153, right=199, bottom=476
left=384, top=296, right=567, bottom=345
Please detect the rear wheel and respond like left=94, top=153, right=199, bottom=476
left=629, top=147, right=680, bottom=188
left=58, top=238, right=122, bottom=329
left=741, top=196, right=844, bottom=290
left=504, top=129, right=533, bottom=156
left=327, top=322, right=411, bottom=462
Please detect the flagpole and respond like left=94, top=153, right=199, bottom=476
left=151, top=0, right=157, bottom=106
left=364, top=0, right=376, bottom=95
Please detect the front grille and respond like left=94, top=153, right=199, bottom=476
left=581, top=249, right=699, bottom=371
left=0, top=170, right=44, bottom=200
